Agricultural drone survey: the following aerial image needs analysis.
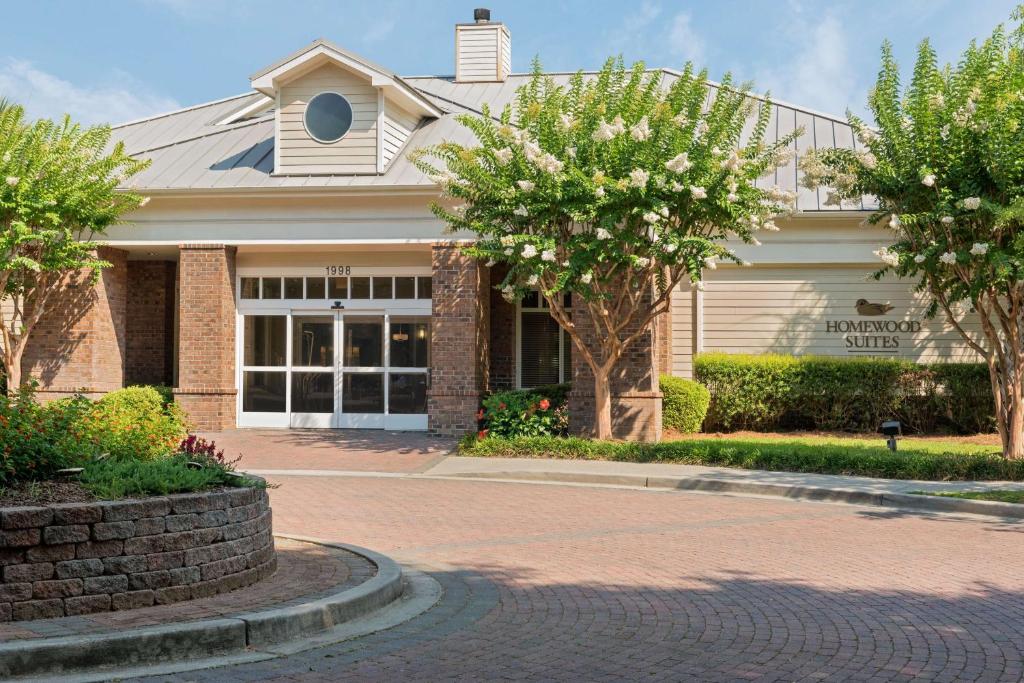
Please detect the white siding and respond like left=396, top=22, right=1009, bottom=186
left=456, top=24, right=507, bottom=83
left=276, top=63, right=378, bottom=174
left=381, top=101, right=419, bottom=169
left=500, top=25, right=511, bottom=79
left=670, top=285, right=696, bottom=377
left=695, top=266, right=982, bottom=363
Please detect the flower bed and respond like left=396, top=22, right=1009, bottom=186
left=0, top=483, right=274, bottom=622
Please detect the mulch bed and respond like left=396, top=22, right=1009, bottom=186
left=0, top=480, right=97, bottom=507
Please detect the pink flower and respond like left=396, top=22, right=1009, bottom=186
left=538, top=399, right=551, bottom=411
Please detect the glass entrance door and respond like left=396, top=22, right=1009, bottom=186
left=338, top=315, right=386, bottom=428
left=289, top=314, right=335, bottom=428
left=272, top=310, right=428, bottom=430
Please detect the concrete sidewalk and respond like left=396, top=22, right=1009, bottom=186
left=422, top=456, right=1024, bottom=519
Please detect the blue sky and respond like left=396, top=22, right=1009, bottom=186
left=0, top=0, right=1018, bottom=126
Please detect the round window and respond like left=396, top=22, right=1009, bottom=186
left=303, top=92, right=354, bottom=144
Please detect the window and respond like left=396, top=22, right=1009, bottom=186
left=519, top=293, right=572, bottom=387
left=304, top=92, right=353, bottom=143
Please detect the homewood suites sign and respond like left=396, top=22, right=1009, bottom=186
left=826, top=300, right=922, bottom=353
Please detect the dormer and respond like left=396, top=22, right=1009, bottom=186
left=247, top=39, right=442, bottom=175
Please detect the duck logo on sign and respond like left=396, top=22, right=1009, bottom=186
left=823, top=301, right=921, bottom=354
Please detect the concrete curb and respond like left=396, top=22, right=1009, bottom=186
left=446, top=471, right=1024, bottom=520
left=0, top=536, right=404, bottom=680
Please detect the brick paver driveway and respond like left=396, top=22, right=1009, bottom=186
left=138, top=475, right=1024, bottom=682
left=202, top=429, right=454, bottom=473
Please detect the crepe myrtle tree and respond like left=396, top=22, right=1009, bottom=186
left=800, top=12, right=1024, bottom=458
left=0, top=103, right=149, bottom=393
left=413, top=59, right=798, bottom=439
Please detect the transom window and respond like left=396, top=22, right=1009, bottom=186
left=304, top=92, right=353, bottom=143
left=519, top=292, right=572, bottom=388
left=240, top=276, right=431, bottom=301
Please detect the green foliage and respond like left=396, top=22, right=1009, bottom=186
left=79, top=454, right=262, bottom=500
left=0, top=386, right=189, bottom=485
left=914, top=489, right=1024, bottom=503
left=0, top=388, right=92, bottom=485
left=694, top=353, right=798, bottom=430
left=73, top=386, right=189, bottom=461
left=414, top=58, right=798, bottom=304
left=694, top=353, right=994, bottom=434
left=479, top=384, right=570, bottom=438
left=460, top=435, right=1021, bottom=482
left=0, top=101, right=149, bottom=391
left=659, top=375, right=710, bottom=432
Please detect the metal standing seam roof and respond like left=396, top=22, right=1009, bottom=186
left=109, top=69, right=873, bottom=211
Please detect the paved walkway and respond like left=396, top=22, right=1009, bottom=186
left=202, top=429, right=454, bottom=473
left=0, top=538, right=370, bottom=641
left=425, top=455, right=1024, bottom=494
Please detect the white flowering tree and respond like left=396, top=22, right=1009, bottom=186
left=414, top=60, right=797, bottom=439
left=801, top=14, right=1024, bottom=458
left=0, top=103, right=148, bottom=394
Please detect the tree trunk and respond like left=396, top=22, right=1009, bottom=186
left=593, top=365, right=613, bottom=441
left=4, top=348, right=22, bottom=396
left=988, top=354, right=1024, bottom=460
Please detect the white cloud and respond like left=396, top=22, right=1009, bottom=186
left=0, top=59, right=180, bottom=126
left=754, top=13, right=865, bottom=118
left=666, top=12, right=704, bottom=65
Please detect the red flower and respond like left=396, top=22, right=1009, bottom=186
left=476, top=408, right=485, bottom=421
left=538, top=398, right=551, bottom=411
left=477, top=429, right=489, bottom=439
left=499, top=402, right=507, bottom=410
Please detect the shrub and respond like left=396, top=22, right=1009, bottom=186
left=0, top=388, right=93, bottom=485
left=478, top=384, right=570, bottom=438
left=459, top=435, right=1021, bottom=481
left=660, top=375, right=710, bottom=433
left=695, top=353, right=798, bottom=430
left=79, top=454, right=262, bottom=499
left=694, top=353, right=993, bottom=434
left=76, top=386, right=189, bottom=461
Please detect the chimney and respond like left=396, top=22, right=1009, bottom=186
left=455, top=8, right=510, bottom=83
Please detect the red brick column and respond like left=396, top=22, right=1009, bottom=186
left=568, top=289, right=663, bottom=442
left=23, top=246, right=128, bottom=398
left=427, top=244, right=489, bottom=435
left=174, top=245, right=237, bottom=430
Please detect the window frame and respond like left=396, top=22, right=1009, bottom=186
left=515, top=292, right=572, bottom=389
left=303, top=91, right=354, bottom=144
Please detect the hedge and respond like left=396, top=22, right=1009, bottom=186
left=659, top=375, right=710, bottom=433
left=459, top=435, right=1020, bottom=481
left=694, top=353, right=994, bottom=434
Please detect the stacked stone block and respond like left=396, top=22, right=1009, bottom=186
left=0, top=487, right=274, bottom=622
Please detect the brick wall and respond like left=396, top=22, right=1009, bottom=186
left=23, top=246, right=128, bottom=398
left=568, top=287, right=663, bottom=442
left=0, top=486, right=274, bottom=622
left=175, top=245, right=237, bottom=430
left=488, top=264, right=516, bottom=391
left=427, top=244, right=490, bottom=435
left=126, top=261, right=176, bottom=387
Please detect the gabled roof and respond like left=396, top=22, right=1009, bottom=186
left=110, top=66, right=873, bottom=212
left=249, top=38, right=442, bottom=119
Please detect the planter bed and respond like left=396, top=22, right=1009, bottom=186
left=0, top=482, right=274, bottom=622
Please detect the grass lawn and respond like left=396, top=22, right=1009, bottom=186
left=461, top=431, right=1018, bottom=481
left=913, top=489, right=1024, bottom=503
left=663, top=430, right=1001, bottom=457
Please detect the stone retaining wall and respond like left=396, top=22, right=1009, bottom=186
left=0, top=486, right=274, bottom=622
